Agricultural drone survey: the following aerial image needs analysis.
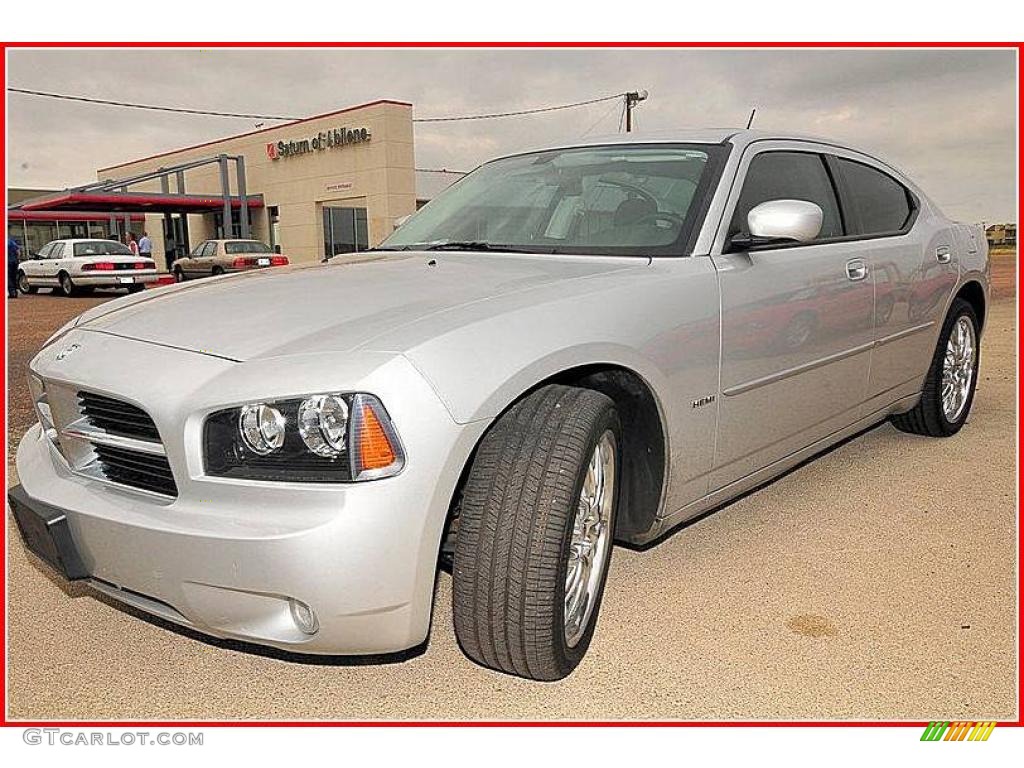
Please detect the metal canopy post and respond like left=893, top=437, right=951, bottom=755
left=236, top=156, right=250, bottom=239
left=218, top=154, right=232, bottom=239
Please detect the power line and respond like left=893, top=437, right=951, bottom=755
left=8, top=87, right=299, bottom=121
left=8, top=86, right=628, bottom=124
left=412, top=93, right=625, bottom=122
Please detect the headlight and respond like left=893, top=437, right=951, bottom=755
left=203, top=392, right=405, bottom=483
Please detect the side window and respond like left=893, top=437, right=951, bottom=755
left=190, top=242, right=209, bottom=257
left=36, top=243, right=53, bottom=259
left=834, top=158, right=913, bottom=235
left=51, top=243, right=65, bottom=259
left=730, top=151, right=843, bottom=241
left=202, top=242, right=217, bottom=257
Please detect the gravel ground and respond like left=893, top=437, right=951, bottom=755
left=5, top=256, right=1017, bottom=721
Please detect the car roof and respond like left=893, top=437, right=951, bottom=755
left=491, top=128, right=889, bottom=166
left=204, top=239, right=268, bottom=244
left=46, top=238, right=128, bottom=245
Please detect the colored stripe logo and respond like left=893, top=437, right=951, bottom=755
left=920, top=721, right=997, bottom=741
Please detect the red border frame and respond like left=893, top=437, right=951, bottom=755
left=2, top=41, right=1021, bottom=729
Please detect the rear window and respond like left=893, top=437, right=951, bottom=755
left=73, top=241, right=133, bottom=257
left=835, top=158, right=913, bottom=235
left=224, top=241, right=273, bottom=255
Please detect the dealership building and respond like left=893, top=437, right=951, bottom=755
left=8, top=100, right=464, bottom=267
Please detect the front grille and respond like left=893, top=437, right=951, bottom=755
left=78, top=391, right=161, bottom=441
left=92, top=444, right=178, bottom=497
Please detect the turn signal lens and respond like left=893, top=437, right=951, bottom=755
left=359, top=405, right=394, bottom=468
left=350, top=394, right=404, bottom=479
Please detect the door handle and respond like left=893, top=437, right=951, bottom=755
left=845, top=259, right=868, bottom=281
left=936, top=246, right=952, bottom=263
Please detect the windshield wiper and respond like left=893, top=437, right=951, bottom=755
left=421, top=240, right=519, bottom=252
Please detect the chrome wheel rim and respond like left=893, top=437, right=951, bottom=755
left=941, top=316, right=976, bottom=423
left=564, top=430, right=616, bottom=648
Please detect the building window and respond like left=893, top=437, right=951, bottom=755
left=213, top=210, right=243, bottom=239
left=323, top=206, right=368, bottom=257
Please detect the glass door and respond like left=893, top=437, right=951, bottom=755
left=322, top=206, right=368, bottom=258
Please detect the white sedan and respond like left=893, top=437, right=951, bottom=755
left=17, top=238, right=159, bottom=297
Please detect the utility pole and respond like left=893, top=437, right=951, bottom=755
left=624, top=90, right=648, bottom=133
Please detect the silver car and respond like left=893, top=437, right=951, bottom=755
left=10, top=130, right=989, bottom=681
left=172, top=239, right=289, bottom=282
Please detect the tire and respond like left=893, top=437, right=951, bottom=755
left=174, top=267, right=186, bottom=283
left=453, top=384, right=621, bottom=681
left=212, top=266, right=225, bottom=277
left=58, top=272, right=77, bottom=297
left=891, top=298, right=980, bottom=437
left=17, top=271, right=37, bottom=294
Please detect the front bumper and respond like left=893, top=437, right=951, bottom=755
left=12, top=332, right=486, bottom=655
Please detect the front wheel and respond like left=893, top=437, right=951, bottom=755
left=891, top=298, right=980, bottom=437
left=174, top=267, right=186, bottom=283
left=452, top=384, right=620, bottom=681
left=17, top=271, right=37, bottom=294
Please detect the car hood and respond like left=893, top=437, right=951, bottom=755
left=74, top=251, right=647, bottom=361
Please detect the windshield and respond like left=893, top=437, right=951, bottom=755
left=73, top=241, right=133, bottom=257
left=380, top=144, right=723, bottom=256
left=224, top=241, right=273, bottom=254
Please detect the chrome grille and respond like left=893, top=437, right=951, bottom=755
left=31, top=379, right=177, bottom=499
left=78, top=391, right=161, bottom=441
left=91, top=444, right=178, bottom=497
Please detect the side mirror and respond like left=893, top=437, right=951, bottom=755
left=731, top=199, right=823, bottom=251
left=393, top=214, right=412, bottom=230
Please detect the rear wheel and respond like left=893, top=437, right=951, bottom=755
left=58, top=272, right=77, bottom=297
left=212, top=266, right=225, bottom=277
left=17, top=271, right=37, bottom=294
left=891, top=298, right=980, bottom=437
left=452, top=384, right=620, bottom=681
left=174, top=267, right=186, bottom=283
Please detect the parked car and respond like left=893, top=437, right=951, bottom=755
left=10, top=130, right=989, bottom=681
left=173, top=239, right=288, bottom=281
left=17, top=239, right=158, bottom=296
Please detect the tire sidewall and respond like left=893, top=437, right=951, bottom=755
left=933, top=301, right=980, bottom=435
left=59, top=273, right=74, bottom=297
left=17, top=270, right=30, bottom=293
left=551, top=406, right=622, bottom=674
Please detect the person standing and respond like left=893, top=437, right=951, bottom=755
left=7, top=236, right=21, bottom=299
left=138, top=230, right=152, bottom=261
left=125, top=232, right=139, bottom=256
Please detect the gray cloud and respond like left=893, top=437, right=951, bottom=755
left=6, top=48, right=1017, bottom=222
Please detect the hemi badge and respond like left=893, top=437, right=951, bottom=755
left=691, top=395, right=716, bottom=409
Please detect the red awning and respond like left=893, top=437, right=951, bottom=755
left=8, top=210, right=146, bottom=222
left=18, top=191, right=264, bottom=214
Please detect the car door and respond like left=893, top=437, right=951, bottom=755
left=825, top=154, right=956, bottom=413
left=42, top=242, right=66, bottom=286
left=22, top=242, right=53, bottom=283
left=709, top=144, right=874, bottom=487
left=184, top=241, right=210, bottom=276
left=200, top=241, right=219, bottom=275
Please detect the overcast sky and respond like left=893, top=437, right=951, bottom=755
left=6, top=48, right=1018, bottom=222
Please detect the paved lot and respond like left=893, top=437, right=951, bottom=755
left=5, top=255, right=1017, bottom=721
